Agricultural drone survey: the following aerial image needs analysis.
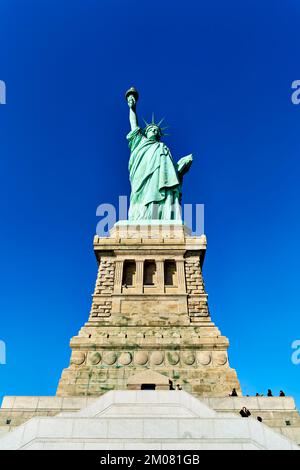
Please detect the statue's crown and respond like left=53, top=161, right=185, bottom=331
left=143, top=113, right=169, bottom=136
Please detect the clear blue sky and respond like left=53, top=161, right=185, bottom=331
left=0, top=0, right=299, bottom=407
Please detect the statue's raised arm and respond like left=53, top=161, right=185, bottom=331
left=125, top=87, right=139, bottom=131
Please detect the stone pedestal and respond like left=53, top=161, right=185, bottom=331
left=1, top=223, right=300, bottom=448
left=56, top=223, right=241, bottom=397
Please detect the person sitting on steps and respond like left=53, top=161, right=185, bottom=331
left=239, top=407, right=251, bottom=418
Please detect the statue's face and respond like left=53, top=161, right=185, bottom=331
left=146, top=125, right=160, bottom=140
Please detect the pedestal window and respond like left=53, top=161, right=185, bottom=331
left=122, top=261, right=136, bottom=287
left=143, top=261, right=157, bottom=286
left=164, top=260, right=177, bottom=286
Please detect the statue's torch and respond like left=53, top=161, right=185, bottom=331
left=125, top=87, right=139, bottom=105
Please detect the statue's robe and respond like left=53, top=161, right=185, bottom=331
left=127, top=127, right=181, bottom=221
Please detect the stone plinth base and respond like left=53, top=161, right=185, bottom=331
left=0, top=391, right=298, bottom=450
left=1, top=394, right=299, bottom=446
left=111, top=220, right=193, bottom=239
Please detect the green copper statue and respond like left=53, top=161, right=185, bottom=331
left=125, top=87, right=193, bottom=221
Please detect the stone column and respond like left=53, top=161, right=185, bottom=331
left=156, top=260, right=165, bottom=293
left=136, top=260, right=144, bottom=293
left=114, top=260, right=124, bottom=294
left=176, top=259, right=186, bottom=293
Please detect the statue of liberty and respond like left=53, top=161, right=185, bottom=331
left=125, top=87, right=193, bottom=221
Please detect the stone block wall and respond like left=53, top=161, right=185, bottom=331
left=89, top=256, right=115, bottom=318
left=185, top=252, right=209, bottom=317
